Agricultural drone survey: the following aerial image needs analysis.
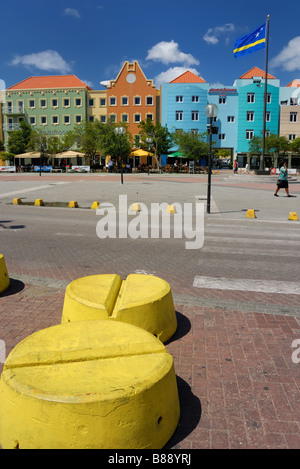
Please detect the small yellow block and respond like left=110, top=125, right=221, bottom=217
left=62, top=273, right=177, bottom=343
left=91, top=201, right=100, bottom=209
left=12, top=198, right=22, bottom=205
left=246, top=209, right=256, bottom=218
left=0, top=254, right=10, bottom=294
left=166, top=205, right=176, bottom=214
left=288, top=212, right=299, bottom=221
left=34, top=199, right=44, bottom=206
left=130, top=203, right=141, bottom=212
left=0, top=320, right=180, bottom=449
left=68, top=201, right=78, bottom=208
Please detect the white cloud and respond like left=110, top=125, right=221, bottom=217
left=271, top=36, right=300, bottom=71
left=10, top=50, right=72, bottom=74
left=146, top=40, right=199, bottom=66
left=64, top=8, right=80, bottom=19
left=203, top=23, right=235, bottom=45
left=153, top=67, right=201, bottom=86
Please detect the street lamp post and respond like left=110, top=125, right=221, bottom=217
left=204, top=104, right=219, bottom=214
left=145, top=137, right=153, bottom=176
left=114, top=126, right=126, bottom=184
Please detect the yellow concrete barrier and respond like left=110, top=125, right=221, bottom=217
left=246, top=209, right=256, bottom=218
left=0, top=320, right=180, bottom=449
left=166, top=205, right=176, bottom=214
left=288, top=212, right=299, bottom=221
left=12, top=198, right=22, bottom=205
left=91, top=201, right=100, bottom=209
left=0, top=254, right=10, bottom=294
left=61, top=274, right=177, bottom=343
left=130, top=203, right=141, bottom=212
left=68, top=201, right=78, bottom=208
left=34, top=199, right=44, bottom=206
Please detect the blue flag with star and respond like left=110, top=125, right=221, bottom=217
left=233, top=24, right=266, bottom=58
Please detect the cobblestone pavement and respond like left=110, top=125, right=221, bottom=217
left=0, top=172, right=300, bottom=449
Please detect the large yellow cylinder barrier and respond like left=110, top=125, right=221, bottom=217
left=61, top=274, right=177, bottom=343
left=0, top=254, right=10, bottom=294
left=0, top=320, right=180, bottom=449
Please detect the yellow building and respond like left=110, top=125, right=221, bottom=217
left=87, top=90, right=107, bottom=123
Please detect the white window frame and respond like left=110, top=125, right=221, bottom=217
left=40, top=115, right=47, bottom=126
left=40, top=98, right=47, bottom=109
left=219, top=133, right=226, bottom=140
left=192, top=96, right=199, bottom=103
left=28, top=99, right=35, bottom=109
left=247, top=111, right=254, bottom=122
left=51, top=98, right=59, bottom=108
left=134, top=96, right=141, bottom=106
left=134, top=113, right=141, bottom=123
left=219, top=97, right=226, bottom=104
left=227, top=116, right=235, bottom=123
left=63, top=98, right=70, bottom=108
left=176, top=110, right=183, bottom=121
left=191, top=110, right=199, bottom=121
left=290, top=112, right=297, bottom=123
left=121, top=96, right=129, bottom=106
left=247, top=93, right=255, bottom=103
left=109, top=96, right=117, bottom=106
left=63, top=115, right=70, bottom=125
left=176, top=96, right=183, bottom=103
left=246, top=129, right=254, bottom=140
left=146, top=95, right=153, bottom=106
left=75, top=114, right=82, bottom=124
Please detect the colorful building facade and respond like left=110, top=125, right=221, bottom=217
left=2, top=61, right=300, bottom=169
left=105, top=61, right=159, bottom=145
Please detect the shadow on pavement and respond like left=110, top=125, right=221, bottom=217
left=165, top=311, right=191, bottom=344
left=164, top=376, right=201, bottom=449
left=0, top=278, right=25, bottom=297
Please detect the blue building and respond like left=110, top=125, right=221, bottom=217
left=160, top=71, right=209, bottom=148
left=234, top=67, right=280, bottom=166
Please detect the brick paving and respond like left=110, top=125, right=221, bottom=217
left=0, top=279, right=299, bottom=449
left=0, top=172, right=300, bottom=449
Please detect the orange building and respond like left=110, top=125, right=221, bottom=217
left=106, top=61, right=159, bottom=146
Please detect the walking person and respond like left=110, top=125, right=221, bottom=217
left=274, top=161, right=291, bottom=197
left=233, top=159, right=238, bottom=174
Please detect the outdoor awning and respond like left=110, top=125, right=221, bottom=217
left=168, top=151, right=185, bottom=158
left=55, top=151, right=85, bottom=158
left=15, top=151, right=42, bottom=159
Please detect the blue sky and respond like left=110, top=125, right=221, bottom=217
left=1, top=0, right=300, bottom=90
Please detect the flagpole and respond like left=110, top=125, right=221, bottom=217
left=261, top=14, right=270, bottom=171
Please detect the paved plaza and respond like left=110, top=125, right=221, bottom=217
left=0, top=170, right=300, bottom=449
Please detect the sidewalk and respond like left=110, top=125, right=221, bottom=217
left=0, top=277, right=299, bottom=449
left=0, top=172, right=300, bottom=449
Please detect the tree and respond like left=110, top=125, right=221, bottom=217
left=173, top=130, right=209, bottom=162
left=138, top=119, right=174, bottom=170
left=96, top=121, right=132, bottom=162
left=289, top=137, right=300, bottom=155
left=7, top=121, right=32, bottom=155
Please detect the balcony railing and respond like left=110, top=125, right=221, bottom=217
left=3, top=105, right=25, bottom=114
left=3, top=123, right=20, bottom=131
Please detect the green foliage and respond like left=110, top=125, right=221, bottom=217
left=289, top=137, right=300, bottom=155
left=172, top=130, right=209, bottom=161
left=7, top=121, right=33, bottom=155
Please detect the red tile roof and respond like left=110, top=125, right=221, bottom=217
left=239, top=67, right=276, bottom=80
left=286, top=79, right=300, bottom=87
left=170, top=70, right=206, bottom=84
left=7, top=75, right=92, bottom=90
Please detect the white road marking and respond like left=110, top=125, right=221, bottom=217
left=193, top=275, right=300, bottom=295
left=0, top=182, right=69, bottom=199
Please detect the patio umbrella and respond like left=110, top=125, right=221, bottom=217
left=130, top=149, right=154, bottom=157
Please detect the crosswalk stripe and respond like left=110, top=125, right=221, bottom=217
left=193, top=276, right=300, bottom=295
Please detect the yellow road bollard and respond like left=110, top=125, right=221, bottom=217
left=288, top=212, right=299, bottom=221
left=246, top=209, right=256, bottom=218
left=61, top=274, right=177, bottom=343
left=166, top=205, right=176, bottom=214
left=0, top=254, right=10, bottom=294
left=0, top=320, right=180, bottom=449
left=68, top=201, right=78, bottom=208
left=12, top=198, right=22, bottom=205
left=34, top=199, right=44, bottom=206
left=130, top=203, right=141, bottom=212
left=91, top=201, right=100, bottom=209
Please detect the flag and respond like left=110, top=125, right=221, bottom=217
left=233, top=24, right=266, bottom=58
